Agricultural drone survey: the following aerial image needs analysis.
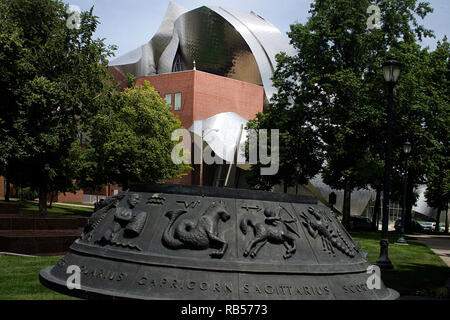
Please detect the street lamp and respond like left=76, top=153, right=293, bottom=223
left=396, top=140, right=411, bottom=245
left=376, top=59, right=402, bottom=270
left=199, top=128, right=219, bottom=186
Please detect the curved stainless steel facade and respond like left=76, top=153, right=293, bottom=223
left=109, top=2, right=295, bottom=101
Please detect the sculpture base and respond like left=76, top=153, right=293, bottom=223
left=40, top=184, right=399, bottom=300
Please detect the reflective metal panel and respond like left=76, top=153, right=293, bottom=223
left=109, top=2, right=296, bottom=102
left=210, top=6, right=297, bottom=100
left=171, top=6, right=263, bottom=86
left=109, top=2, right=188, bottom=77
left=189, top=112, right=248, bottom=163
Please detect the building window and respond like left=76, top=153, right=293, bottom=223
left=174, top=92, right=182, bottom=110
left=172, top=49, right=184, bottom=72
left=165, top=93, right=172, bottom=107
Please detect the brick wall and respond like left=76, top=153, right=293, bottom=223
left=57, top=189, right=84, bottom=203
left=0, top=176, right=4, bottom=198
left=193, top=70, right=264, bottom=122
left=112, top=70, right=265, bottom=187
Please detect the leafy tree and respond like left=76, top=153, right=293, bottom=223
left=0, top=0, right=116, bottom=214
left=75, top=81, right=192, bottom=190
left=248, top=0, right=435, bottom=228
left=423, top=39, right=450, bottom=232
left=245, top=106, right=324, bottom=192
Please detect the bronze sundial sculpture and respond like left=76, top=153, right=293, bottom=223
left=40, top=184, right=399, bottom=300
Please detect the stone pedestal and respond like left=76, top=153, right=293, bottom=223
left=40, top=184, right=399, bottom=300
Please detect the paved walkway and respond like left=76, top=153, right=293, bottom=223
left=26, top=200, right=94, bottom=209
left=407, top=234, right=450, bottom=267
left=52, top=202, right=94, bottom=209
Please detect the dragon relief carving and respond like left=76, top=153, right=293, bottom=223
left=162, top=200, right=231, bottom=258
left=300, top=207, right=359, bottom=257
left=96, top=193, right=148, bottom=251
left=240, top=205, right=300, bottom=259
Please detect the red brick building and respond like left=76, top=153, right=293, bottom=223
left=0, top=70, right=263, bottom=202
left=134, top=69, right=264, bottom=186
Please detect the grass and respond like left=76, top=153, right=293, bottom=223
left=0, top=229, right=448, bottom=299
left=18, top=200, right=93, bottom=217
left=351, top=231, right=450, bottom=298
left=1, top=197, right=93, bottom=216
left=0, top=255, right=77, bottom=300
left=62, top=201, right=94, bottom=206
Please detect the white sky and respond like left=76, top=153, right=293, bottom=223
left=63, top=0, right=449, bottom=60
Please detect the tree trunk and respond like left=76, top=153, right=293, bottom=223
left=342, top=180, right=351, bottom=229
left=4, top=179, right=10, bottom=202
left=371, top=189, right=381, bottom=231
left=283, top=181, right=288, bottom=194
left=38, top=186, right=47, bottom=215
left=435, top=205, right=442, bottom=232
left=404, top=181, right=414, bottom=232
left=48, top=191, right=54, bottom=209
left=445, top=204, right=449, bottom=234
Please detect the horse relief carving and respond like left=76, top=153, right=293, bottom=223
left=300, top=207, right=358, bottom=257
left=240, top=205, right=300, bottom=259
left=162, top=200, right=231, bottom=258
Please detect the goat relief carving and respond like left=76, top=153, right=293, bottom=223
left=300, top=207, right=358, bottom=257
left=240, top=205, right=300, bottom=259
left=162, top=200, right=231, bottom=258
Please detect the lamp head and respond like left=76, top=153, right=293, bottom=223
left=403, top=140, right=411, bottom=154
left=382, top=59, right=402, bottom=83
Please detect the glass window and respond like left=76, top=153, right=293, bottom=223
left=165, top=93, right=172, bottom=107
left=174, top=92, right=182, bottom=110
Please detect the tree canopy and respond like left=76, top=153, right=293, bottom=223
left=0, top=0, right=190, bottom=213
left=247, top=0, right=446, bottom=230
left=0, top=0, right=117, bottom=213
left=74, top=81, right=192, bottom=191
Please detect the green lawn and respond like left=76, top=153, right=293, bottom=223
left=18, top=201, right=93, bottom=217
left=0, top=255, right=77, bottom=300
left=1, top=198, right=94, bottom=216
left=0, top=231, right=448, bottom=300
left=351, top=231, right=450, bottom=298
left=62, top=201, right=94, bottom=206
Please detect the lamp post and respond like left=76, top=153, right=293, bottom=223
left=396, top=140, right=411, bottom=245
left=199, top=128, right=219, bottom=186
left=376, top=59, right=402, bottom=270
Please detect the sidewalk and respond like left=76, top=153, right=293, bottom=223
left=408, top=234, right=450, bottom=267
left=52, top=202, right=94, bottom=209
left=27, top=200, right=94, bottom=209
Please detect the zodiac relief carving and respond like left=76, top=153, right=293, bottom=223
left=240, top=205, right=300, bottom=259
left=177, top=200, right=201, bottom=208
left=82, top=194, right=125, bottom=242
left=96, top=193, right=148, bottom=251
left=162, top=200, right=230, bottom=258
left=146, top=194, right=166, bottom=206
left=300, top=207, right=358, bottom=258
